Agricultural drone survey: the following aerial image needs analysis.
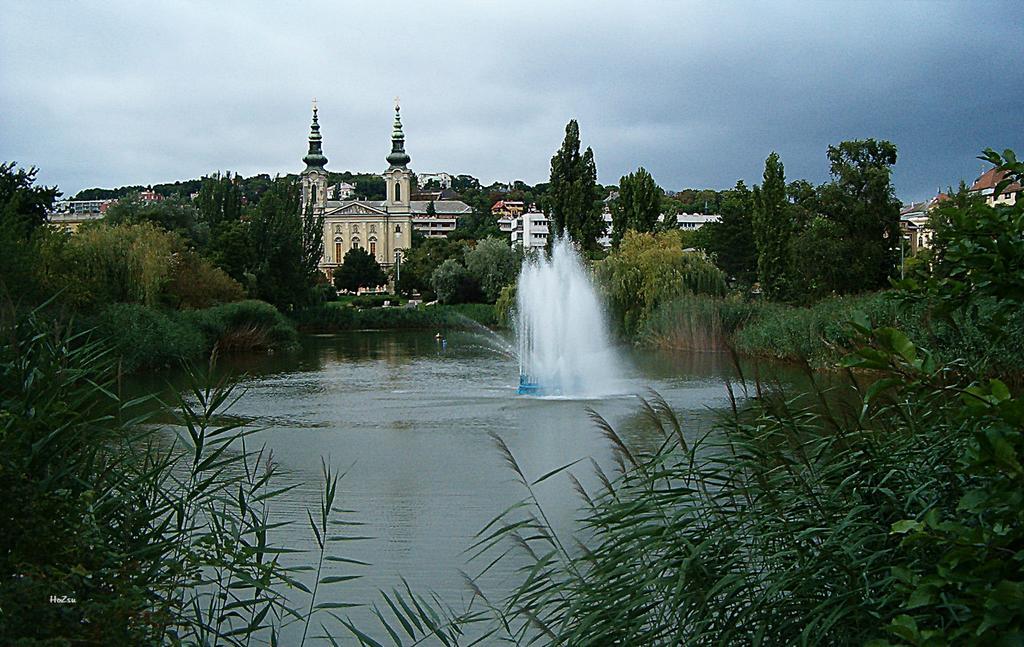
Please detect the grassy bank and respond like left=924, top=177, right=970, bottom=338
left=84, top=299, right=299, bottom=371
left=292, top=302, right=498, bottom=333
left=639, top=290, right=1024, bottom=380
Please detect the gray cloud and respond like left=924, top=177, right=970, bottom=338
left=2, top=0, right=1021, bottom=201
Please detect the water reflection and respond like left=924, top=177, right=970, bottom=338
left=126, top=331, right=810, bottom=644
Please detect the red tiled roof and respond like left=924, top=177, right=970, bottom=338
left=970, top=168, right=1022, bottom=193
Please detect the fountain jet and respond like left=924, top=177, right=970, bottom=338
left=516, top=238, right=621, bottom=397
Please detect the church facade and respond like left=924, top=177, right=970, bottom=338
left=299, top=103, right=470, bottom=273
left=300, top=103, right=414, bottom=271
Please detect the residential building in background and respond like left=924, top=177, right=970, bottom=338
left=969, top=167, right=1021, bottom=207
left=331, top=181, right=356, bottom=200
left=417, top=172, right=453, bottom=189
left=491, top=200, right=525, bottom=219
left=510, top=210, right=550, bottom=249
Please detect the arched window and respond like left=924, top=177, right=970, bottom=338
left=352, top=237, right=360, bottom=250
left=311, top=185, right=317, bottom=204
left=394, top=182, right=401, bottom=202
left=395, top=224, right=402, bottom=234
left=334, top=237, right=343, bottom=263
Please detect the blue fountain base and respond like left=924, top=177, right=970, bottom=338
left=517, top=374, right=543, bottom=395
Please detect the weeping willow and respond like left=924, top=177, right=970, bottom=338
left=66, top=222, right=177, bottom=307
left=596, top=229, right=726, bottom=336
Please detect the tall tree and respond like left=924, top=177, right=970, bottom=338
left=248, top=178, right=313, bottom=311
left=818, top=139, right=901, bottom=291
left=751, top=152, right=792, bottom=300
left=547, top=120, right=603, bottom=251
left=704, top=180, right=757, bottom=285
left=196, top=172, right=242, bottom=228
left=0, top=162, right=59, bottom=233
left=610, top=167, right=662, bottom=247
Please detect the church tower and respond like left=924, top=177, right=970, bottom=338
left=300, top=101, right=329, bottom=215
left=384, top=102, right=412, bottom=210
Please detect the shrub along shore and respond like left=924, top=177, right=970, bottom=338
left=633, top=291, right=1024, bottom=382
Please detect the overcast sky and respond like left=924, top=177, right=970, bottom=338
left=2, top=1, right=1022, bottom=201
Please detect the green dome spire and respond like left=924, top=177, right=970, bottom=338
left=303, top=100, right=328, bottom=171
left=387, top=101, right=411, bottom=168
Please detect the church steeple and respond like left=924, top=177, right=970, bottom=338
left=386, top=101, right=411, bottom=169
left=303, top=100, right=328, bottom=171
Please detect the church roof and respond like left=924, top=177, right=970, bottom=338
left=323, top=199, right=472, bottom=216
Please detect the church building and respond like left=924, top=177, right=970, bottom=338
left=299, top=102, right=471, bottom=273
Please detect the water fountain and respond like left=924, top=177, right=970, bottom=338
left=516, top=237, right=621, bottom=397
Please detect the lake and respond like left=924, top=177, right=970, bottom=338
left=130, top=330, right=802, bottom=643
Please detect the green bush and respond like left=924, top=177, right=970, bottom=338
left=184, top=299, right=298, bottom=353
left=638, top=293, right=763, bottom=351
left=292, top=303, right=497, bottom=332
left=431, top=258, right=482, bottom=304
left=349, top=293, right=402, bottom=308
left=86, top=300, right=297, bottom=371
left=163, top=248, right=246, bottom=309
left=90, top=302, right=205, bottom=371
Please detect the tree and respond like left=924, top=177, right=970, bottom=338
left=548, top=120, right=603, bottom=251
left=104, top=195, right=203, bottom=244
left=0, top=162, right=59, bottom=233
left=195, top=172, right=242, bottom=229
left=464, top=236, right=521, bottom=302
left=398, top=237, right=468, bottom=298
left=0, top=162, right=61, bottom=302
left=610, top=167, right=662, bottom=247
left=751, top=152, right=792, bottom=300
left=818, top=139, right=901, bottom=291
left=333, top=247, right=386, bottom=293
left=596, top=230, right=726, bottom=336
left=248, top=178, right=312, bottom=311
left=431, top=258, right=481, bottom=304
left=702, top=180, right=757, bottom=286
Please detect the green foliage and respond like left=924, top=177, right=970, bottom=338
left=902, top=148, right=1024, bottom=341
left=752, top=151, right=792, bottom=299
left=700, top=180, right=757, bottom=285
left=184, top=299, right=299, bottom=354
left=0, top=162, right=61, bottom=302
left=291, top=302, right=498, bottom=332
left=495, top=283, right=517, bottom=328
left=334, top=246, right=387, bottom=292
left=464, top=236, right=520, bottom=302
left=57, top=222, right=179, bottom=309
left=104, top=193, right=204, bottom=244
left=248, top=177, right=322, bottom=311
left=396, top=236, right=468, bottom=298
left=90, top=302, right=207, bottom=370
left=0, top=161, right=60, bottom=233
left=195, top=171, right=243, bottom=229
left=87, top=300, right=297, bottom=371
left=610, top=166, right=662, bottom=247
left=596, top=229, right=727, bottom=337
left=548, top=119, right=604, bottom=250
left=815, top=139, right=901, bottom=293
left=431, top=258, right=482, bottom=304
left=638, top=292, right=762, bottom=351
left=163, top=249, right=246, bottom=309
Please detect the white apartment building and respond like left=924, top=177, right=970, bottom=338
left=416, top=172, right=453, bottom=189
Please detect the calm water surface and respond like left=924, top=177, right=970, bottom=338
left=130, top=330, right=803, bottom=642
